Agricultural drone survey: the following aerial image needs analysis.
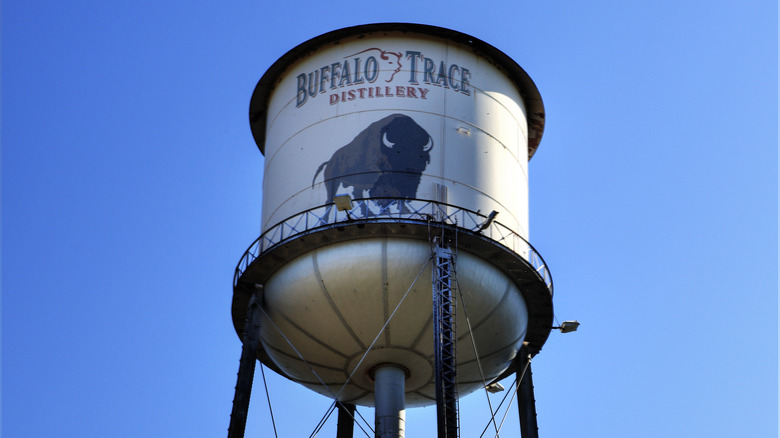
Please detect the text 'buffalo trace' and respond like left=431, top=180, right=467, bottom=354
left=296, top=49, right=472, bottom=107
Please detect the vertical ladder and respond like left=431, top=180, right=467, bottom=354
left=433, top=237, right=458, bottom=438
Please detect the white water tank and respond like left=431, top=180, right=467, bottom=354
left=233, top=23, right=552, bottom=408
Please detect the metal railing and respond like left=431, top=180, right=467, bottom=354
left=234, top=198, right=553, bottom=295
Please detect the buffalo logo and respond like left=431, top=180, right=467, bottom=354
left=346, top=48, right=403, bottom=83
left=312, top=114, right=433, bottom=208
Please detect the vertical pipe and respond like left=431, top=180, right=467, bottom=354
left=374, top=365, right=406, bottom=438
left=516, top=346, right=539, bottom=438
left=228, top=290, right=262, bottom=438
left=336, top=403, right=356, bottom=438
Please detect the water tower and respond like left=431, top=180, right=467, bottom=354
left=228, top=23, right=557, bottom=438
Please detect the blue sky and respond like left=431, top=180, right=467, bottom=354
left=3, top=1, right=777, bottom=437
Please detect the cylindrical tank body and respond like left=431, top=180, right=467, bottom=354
left=255, top=28, right=543, bottom=239
left=239, top=23, right=548, bottom=408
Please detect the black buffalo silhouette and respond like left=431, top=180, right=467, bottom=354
left=312, top=114, right=433, bottom=208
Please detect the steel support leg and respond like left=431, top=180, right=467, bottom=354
left=433, top=237, right=458, bottom=438
left=336, top=402, right=356, bottom=438
left=516, top=346, right=539, bottom=438
left=228, top=290, right=262, bottom=438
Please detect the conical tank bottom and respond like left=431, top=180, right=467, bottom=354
left=259, top=237, right=528, bottom=407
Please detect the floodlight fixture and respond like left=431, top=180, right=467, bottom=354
left=552, top=320, right=580, bottom=333
left=333, top=195, right=354, bottom=212
left=485, top=382, right=505, bottom=393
